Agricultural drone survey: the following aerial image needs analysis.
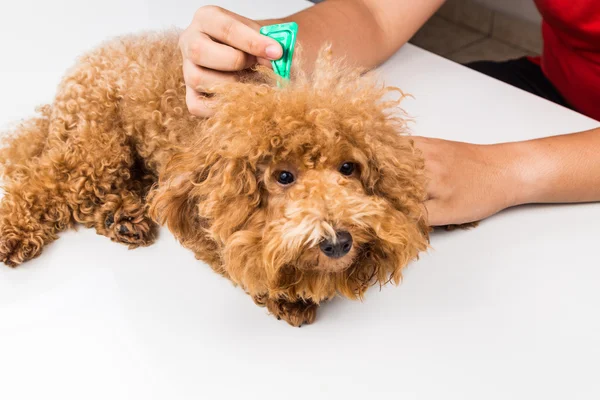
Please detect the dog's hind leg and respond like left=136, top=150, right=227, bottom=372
left=0, top=179, right=72, bottom=267
left=0, top=113, right=73, bottom=266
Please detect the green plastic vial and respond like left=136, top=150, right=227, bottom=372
left=259, top=22, right=298, bottom=81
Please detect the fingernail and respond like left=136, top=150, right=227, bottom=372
left=265, top=44, right=282, bottom=60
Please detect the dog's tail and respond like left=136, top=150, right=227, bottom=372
left=0, top=105, right=51, bottom=183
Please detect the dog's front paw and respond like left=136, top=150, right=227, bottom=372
left=266, top=298, right=318, bottom=327
left=103, top=211, right=157, bottom=249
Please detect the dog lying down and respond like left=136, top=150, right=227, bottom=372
left=0, top=31, right=430, bottom=326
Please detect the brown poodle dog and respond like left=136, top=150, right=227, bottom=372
left=0, top=31, right=429, bottom=326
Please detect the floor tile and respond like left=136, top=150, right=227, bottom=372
left=492, top=12, right=542, bottom=54
left=459, top=0, right=494, bottom=34
left=447, top=38, right=532, bottom=64
left=410, top=16, right=485, bottom=56
left=438, top=0, right=493, bottom=35
left=437, top=0, right=464, bottom=21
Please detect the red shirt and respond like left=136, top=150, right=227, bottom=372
left=533, top=0, right=600, bottom=120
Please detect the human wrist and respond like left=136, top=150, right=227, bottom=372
left=496, top=140, right=549, bottom=207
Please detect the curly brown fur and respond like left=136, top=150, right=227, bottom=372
left=0, top=31, right=429, bottom=325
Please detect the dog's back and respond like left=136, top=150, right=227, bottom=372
left=1, top=31, right=194, bottom=179
left=0, top=31, right=197, bottom=265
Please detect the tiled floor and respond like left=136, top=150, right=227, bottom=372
left=309, top=0, right=541, bottom=65
left=410, top=0, right=541, bottom=65
left=410, top=15, right=484, bottom=58
left=447, top=37, right=534, bottom=64
left=410, top=13, right=538, bottom=65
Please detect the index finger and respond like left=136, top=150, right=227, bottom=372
left=197, top=9, right=282, bottom=60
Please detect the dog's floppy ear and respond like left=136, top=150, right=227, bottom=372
left=149, top=149, right=262, bottom=246
left=148, top=152, right=204, bottom=243
left=364, top=134, right=429, bottom=235
left=194, top=155, right=262, bottom=244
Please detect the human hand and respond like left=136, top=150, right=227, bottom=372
left=179, top=6, right=284, bottom=117
left=412, top=137, right=527, bottom=226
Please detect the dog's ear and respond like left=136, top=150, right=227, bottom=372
left=354, top=134, right=431, bottom=284
left=363, top=135, right=429, bottom=236
left=149, top=150, right=262, bottom=246
left=194, top=156, right=262, bottom=244
left=148, top=153, right=204, bottom=243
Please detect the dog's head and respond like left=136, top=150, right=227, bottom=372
left=150, top=48, right=429, bottom=302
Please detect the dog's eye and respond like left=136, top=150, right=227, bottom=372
left=339, top=162, right=356, bottom=176
left=276, top=171, right=295, bottom=185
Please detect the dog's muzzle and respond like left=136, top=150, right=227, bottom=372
left=319, top=231, right=353, bottom=259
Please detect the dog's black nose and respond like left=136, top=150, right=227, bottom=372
left=319, top=231, right=353, bottom=259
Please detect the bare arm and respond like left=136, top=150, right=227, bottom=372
left=179, top=0, right=445, bottom=116
left=414, top=126, right=600, bottom=226
left=514, top=127, right=600, bottom=204
left=269, top=0, right=446, bottom=69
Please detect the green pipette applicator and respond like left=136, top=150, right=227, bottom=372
left=259, top=22, right=298, bottom=83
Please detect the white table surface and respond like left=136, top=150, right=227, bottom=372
left=1, top=1, right=599, bottom=399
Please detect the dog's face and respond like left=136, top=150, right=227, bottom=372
left=151, top=52, right=429, bottom=302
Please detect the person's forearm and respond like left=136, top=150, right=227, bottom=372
left=261, top=0, right=445, bottom=70
left=505, top=127, right=600, bottom=206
